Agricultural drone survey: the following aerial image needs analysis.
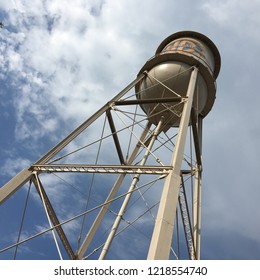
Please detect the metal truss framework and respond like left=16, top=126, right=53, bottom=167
left=0, top=67, right=203, bottom=260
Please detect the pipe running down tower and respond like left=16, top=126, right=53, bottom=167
left=0, top=31, right=220, bottom=260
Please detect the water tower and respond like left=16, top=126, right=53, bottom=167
left=0, top=31, right=220, bottom=260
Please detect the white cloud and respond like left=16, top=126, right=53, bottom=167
left=0, top=0, right=15, bottom=10
left=0, top=0, right=109, bottom=142
left=1, top=157, right=31, bottom=177
left=201, top=0, right=260, bottom=39
left=1, top=0, right=181, bottom=145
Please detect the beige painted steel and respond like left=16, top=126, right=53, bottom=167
left=137, top=62, right=208, bottom=126
left=147, top=67, right=198, bottom=259
left=136, top=31, right=220, bottom=127
left=0, top=169, right=32, bottom=204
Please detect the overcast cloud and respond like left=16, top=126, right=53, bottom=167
left=1, top=0, right=260, bottom=259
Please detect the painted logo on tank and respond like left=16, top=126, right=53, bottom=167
left=162, top=39, right=206, bottom=59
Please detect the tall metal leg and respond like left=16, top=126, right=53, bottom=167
left=33, top=173, right=63, bottom=260
left=31, top=173, right=75, bottom=259
left=147, top=67, right=198, bottom=260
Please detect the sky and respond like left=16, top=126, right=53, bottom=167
left=1, top=0, right=260, bottom=260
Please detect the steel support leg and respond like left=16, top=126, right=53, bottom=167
left=147, top=67, right=198, bottom=260
left=32, top=174, right=75, bottom=259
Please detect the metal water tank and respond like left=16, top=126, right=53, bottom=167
left=135, top=31, right=221, bottom=127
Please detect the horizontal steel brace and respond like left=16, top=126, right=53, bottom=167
left=113, top=97, right=184, bottom=106
left=31, top=164, right=172, bottom=175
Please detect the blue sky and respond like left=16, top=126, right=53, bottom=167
left=1, top=0, right=260, bottom=260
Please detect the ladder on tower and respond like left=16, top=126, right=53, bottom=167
left=178, top=175, right=196, bottom=259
